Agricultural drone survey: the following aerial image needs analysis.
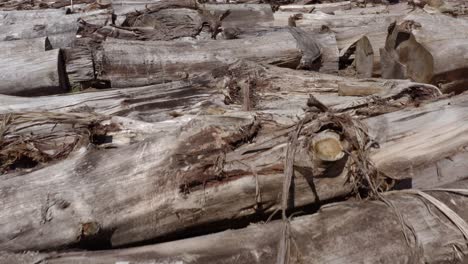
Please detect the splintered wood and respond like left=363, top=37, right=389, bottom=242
left=0, top=0, right=467, bottom=263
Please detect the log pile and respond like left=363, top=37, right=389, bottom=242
left=1, top=0, right=468, bottom=263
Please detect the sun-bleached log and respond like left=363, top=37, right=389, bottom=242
left=0, top=49, right=69, bottom=96
left=0, top=61, right=440, bottom=119
left=279, top=1, right=352, bottom=14
left=0, top=10, right=112, bottom=48
left=0, top=78, right=457, bottom=252
left=5, top=181, right=468, bottom=264
left=97, top=29, right=321, bottom=87
left=0, top=37, right=52, bottom=56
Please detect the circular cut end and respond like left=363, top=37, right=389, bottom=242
left=312, top=131, right=345, bottom=162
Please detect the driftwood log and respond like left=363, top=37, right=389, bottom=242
left=0, top=10, right=112, bottom=47
left=4, top=76, right=468, bottom=252
left=0, top=62, right=439, bottom=120
left=0, top=49, right=69, bottom=96
left=278, top=2, right=352, bottom=14
left=97, top=29, right=321, bottom=87
left=0, top=37, right=52, bottom=56
left=3, top=181, right=468, bottom=263
left=272, top=11, right=402, bottom=29
left=381, top=13, right=468, bottom=94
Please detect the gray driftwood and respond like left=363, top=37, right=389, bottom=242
left=97, top=29, right=321, bottom=87
left=3, top=180, right=468, bottom=263
left=0, top=10, right=112, bottom=47
left=0, top=49, right=69, bottom=96
left=2, top=77, right=464, bottom=252
left=0, top=37, right=52, bottom=56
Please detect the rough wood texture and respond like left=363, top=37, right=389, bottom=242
left=0, top=71, right=451, bottom=252
left=0, top=37, right=52, bottom=56
left=63, top=47, right=95, bottom=89
left=5, top=181, right=468, bottom=264
left=97, top=29, right=320, bottom=87
left=0, top=62, right=439, bottom=119
left=0, top=49, right=70, bottom=96
left=279, top=2, right=352, bottom=14
left=0, top=10, right=112, bottom=47
left=272, top=11, right=402, bottom=29
left=382, top=13, right=468, bottom=94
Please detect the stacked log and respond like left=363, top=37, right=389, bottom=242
left=1, top=0, right=468, bottom=263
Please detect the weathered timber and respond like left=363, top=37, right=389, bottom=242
left=0, top=10, right=112, bottom=48
left=0, top=9, right=66, bottom=24
left=117, top=3, right=273, bottom=40
left=0, top=62, right=440, bottom=120
left=201, top=3, right=274, bottom=28
left=381, top=13, right=468, bottom=94
left=0, top=0, right=96, bottom=10
left=112, top=0, right=197, bottom=16
left=0, top=37, right=52, bottom=56
left=279, top=1, right=352, bottom=14
left=272, top=11, right=402, bottom=29
left=4, top=181, right=468, bottom=263
left=0, top=82, right=461, bottom=252
left=63, top=47, right=95, bottom=89
left=0, top=49, right=70, bottom=96
left=97, top=30, right=320, bottom=87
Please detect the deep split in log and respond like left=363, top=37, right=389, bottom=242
left=278, top=2, right=352, bottom=14
left=0, top=49, right=70, bottom=96
left=4, top=180, right=468, bottom=263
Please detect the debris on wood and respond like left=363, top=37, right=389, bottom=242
left=1, top=0, right=467, bottom=263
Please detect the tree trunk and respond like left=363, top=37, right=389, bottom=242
left=272, top=11, right=402, bottom=29
left=0, top=62, right=439, bottom=119
left=1, top=81, right=463, bottom=253
left=97, top=29, right=320, bottom=87
left=0, top=10, right=112, bottom=48
left=4, top=181, right=468, bottom=264
left=381, top=13, right=468, bottom=94
left=0, top=37, right=52, bottom=56
left=201, top=3, right=274, bottom=27
left=0, top=9, right=66, bottom=24
left=0, top=49, right=70, bottom=96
